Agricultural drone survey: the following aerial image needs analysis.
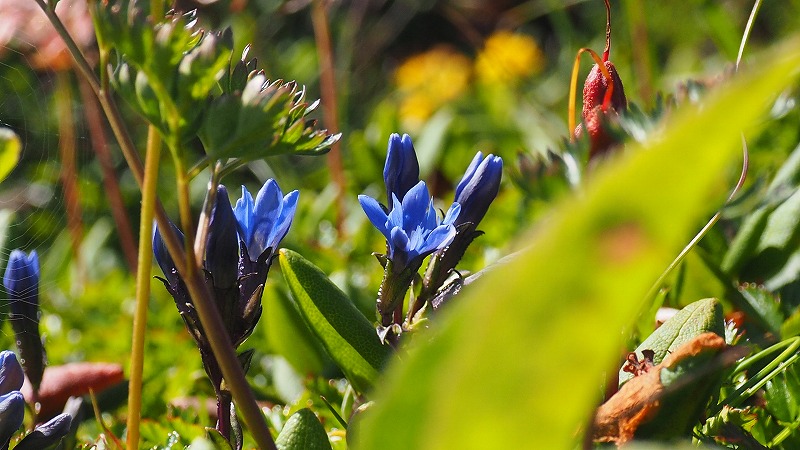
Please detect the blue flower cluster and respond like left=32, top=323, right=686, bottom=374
left=360, top=133, right=503, bottom=333
left=153, top=179, right=297, bottom=381
left=360, top=182, right=460, bottom=270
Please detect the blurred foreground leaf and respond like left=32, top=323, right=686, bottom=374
left=355, top=40, right=800, bottom=449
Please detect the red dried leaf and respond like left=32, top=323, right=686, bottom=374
left=21, top=362, right=124, bottom=419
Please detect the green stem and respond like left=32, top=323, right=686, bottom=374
left=126, top=126, right=161, bottom=449
left=731, top=336, right=800, bottom=378
left=37, top=3, right=277, bottom=447
left=712, top=337, right=800, bottom=415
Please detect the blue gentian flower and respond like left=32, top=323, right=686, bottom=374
left=453, top=152, right=503, bottom=228
left=205, top=185, right=240, bottom=289
left=0, top=351, right=23, bottom=395
left=360, top=180, right=460, bottom=269
left=383, top=133, right=420, bottom=206
left=0, top=391, right=24, bottom=448
left=3, top=250, right=45, bottom=392
left=233, top=179, right=299, bottom=261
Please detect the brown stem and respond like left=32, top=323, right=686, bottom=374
left=55, top=71, right=85, bottom=282
left=77, top=75, right=139, bottom=272
left=311, top=0, right=346, bottom=234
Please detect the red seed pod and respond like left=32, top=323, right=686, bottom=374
left=570, top=0, right=628, bottom=160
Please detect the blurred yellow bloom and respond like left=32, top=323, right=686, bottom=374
left=394, top=46, right=471, bottom=123
left=476, top=31, right=544, bottom=84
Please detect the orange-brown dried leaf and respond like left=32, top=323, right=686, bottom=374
left=592, top=333, right=727, bottom=445
left=21, top=362, right=124, bottom=419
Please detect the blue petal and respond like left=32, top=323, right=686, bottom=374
left=387, top=194, right=404, bottom=229
left=402, top=181, right=430, bottom=232
left=416, top=224, right=457, bottom=256
left=423, top=198, right=437, bottom=230
left=383, top=133, right=420, bottom=204
left=234, top=186, right=255, bottom=247
left=3, top=250, right=39, bottom=301
left=204, top=185, right=240, bottom=289
left=442, top=202, right=461, bottom=226
left=454, top=154, right=503, bottom=227
left=266, top=189, right=299, bottom=252
left=389, top=226, right=411, bottom=258
left=252, top=180, right=283, bottom=256
left=455, top=152, right=483, bottom=199
left=0, top=391, right=24, bottom=446
left=0, top=351, right=23, bottom=395
left=359, top=195, right=391, bottom=240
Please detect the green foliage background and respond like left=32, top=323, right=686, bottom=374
left=2, top=0, right=800, bottom=448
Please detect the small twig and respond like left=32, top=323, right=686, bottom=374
left=77, top=75, right=139, bottom=272
left=55, top=71, right=86, bottom=283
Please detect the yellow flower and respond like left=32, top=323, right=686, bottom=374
left=475, top=31, right=544, bottom=84
left=394, top=46, right=471, bottom=123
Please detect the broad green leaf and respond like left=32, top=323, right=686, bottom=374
left=264, top=284, right=331, bottom=376
left=275, top=408, right=332, bottom=450
left=619, top=298, right=724, bottom=385
left=0, top=128, right=20, bottom=184
left=722, top=142, right=800, bottom=277
left=355, top=41, right=800, bottom=450
left=279, top=249, right=390, bottom=394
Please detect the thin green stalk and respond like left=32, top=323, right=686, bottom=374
left=37, top=3, right=277, bottom=447
left=731, top=336, right=800, bottom=378
left=126, top=126, right=161, bottom=449
left=712, top=338, right=800, bottom=415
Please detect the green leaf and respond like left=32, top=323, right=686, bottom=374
left=619, top=298, right=724, bottom=385
left=264, top=285, right=331, bottom=376
left=354, top=40, right=800, bottom=450
left=279, top=249, right=390, bottom=394
left=722, top=142, right=800, bottom=279
left=275, top=408, right=332, bottom=450
left=0, top=128, right=21, bottom=184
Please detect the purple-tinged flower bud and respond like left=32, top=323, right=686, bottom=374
left=454, top=152, right=503, bottom=229
left=15, top=412, right=72, bottom=450
left=0, top=351, right=23, bottom=395
left=3, top=250, right=45, bottom=393
left=205, top=185, right=240, bottom=290
left=152, top=220, right=185, bottom=288
left=0, top=391, right=24, bottom=448
left=383, top=133, right=420, bottom=208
